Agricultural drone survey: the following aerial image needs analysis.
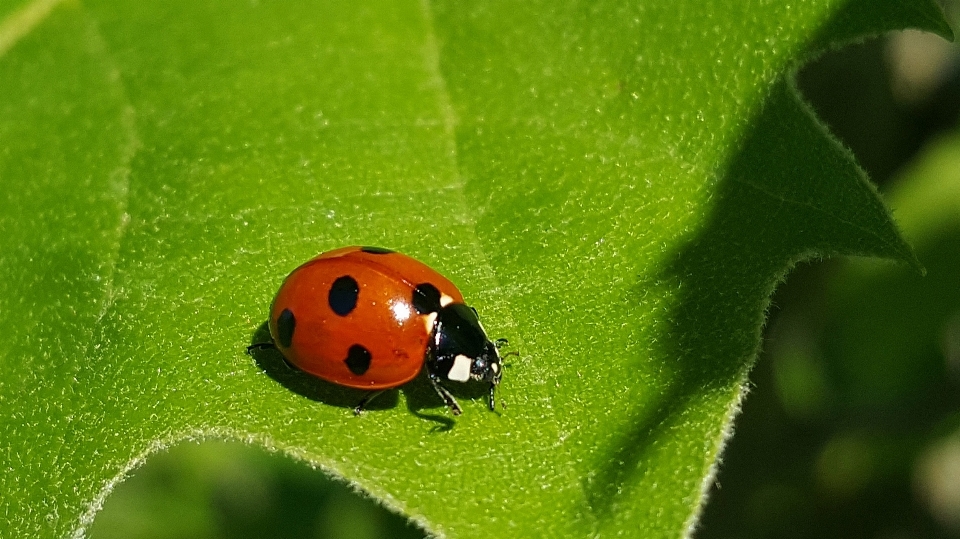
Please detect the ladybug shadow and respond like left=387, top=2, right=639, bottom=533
left=249, top=322, right=488, bottom=431
left=400, top=372, right=492, bottom=432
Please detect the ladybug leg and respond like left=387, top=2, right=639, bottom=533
left=495, top=338, right=509, bottom=349
left=354, top=390, right=386, bottom=416
left=428, top=373, right=463, bottom=416
left=246, top=342, right=276, bottom=353
left=247, top=342, right=300, bottom=372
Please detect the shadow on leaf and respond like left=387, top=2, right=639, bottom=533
left=585, top=70, right=916, bottom=519
left=248, top=320, right=488, bottom=430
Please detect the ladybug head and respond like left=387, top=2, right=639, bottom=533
left=471, top=338, right=504, bottom=412
left=470, top=339, right=503, bottom=384
left=430, top=303, right=504, bottom=410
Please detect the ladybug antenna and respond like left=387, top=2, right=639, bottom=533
left=501, top=350, right=519, bottom=369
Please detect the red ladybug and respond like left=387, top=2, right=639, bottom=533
left=250, top=246, right=504, bottom=416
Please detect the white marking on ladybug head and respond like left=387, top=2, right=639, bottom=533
left=447, top=354, right=472, bottom=382
left=440, top=294, right=455, bottom=307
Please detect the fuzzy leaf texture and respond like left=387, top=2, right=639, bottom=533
left=0, top=0, right=950, bottom=537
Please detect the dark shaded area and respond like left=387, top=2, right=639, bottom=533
left=249, top=320, right=488, bottom=427
left=698, top=16, right=960, bottom=539
left=248, top=321, right=395, bottom=412
left=587, top=62, right=913, bottom=515
left=586, top=3, right=960, bottom=524
left=699, top=229, right=960, bottom=539
left=360, top=246, right=394, bottom=254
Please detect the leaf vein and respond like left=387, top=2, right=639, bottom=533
left=731, top=175, right=897, bottom=252
left=0, top=0, right=67, bottom=57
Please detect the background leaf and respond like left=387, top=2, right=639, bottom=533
left=700, top=123, right=960, bottom=539
left=0, top=1, right=949, bottom=537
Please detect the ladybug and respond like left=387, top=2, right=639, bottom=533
left=250, top=246, right=505, bottom=416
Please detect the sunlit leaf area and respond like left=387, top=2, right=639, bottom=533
left=1, top=0, right=958, bottom=538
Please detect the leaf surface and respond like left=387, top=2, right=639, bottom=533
left=0, top=0, right=949, bottom=537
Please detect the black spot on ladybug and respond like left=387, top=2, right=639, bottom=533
left=329, top=275, right=359, bottom=316
left=344, top=344, right=372, bottom=375
left=360, top=246, right=394, bottom=254
left=412, top=283, right=442, bottom=314
left=277, top=308, right=296, bottom=348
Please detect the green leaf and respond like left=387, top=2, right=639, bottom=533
left=0, top=1, right=949, bottom=537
